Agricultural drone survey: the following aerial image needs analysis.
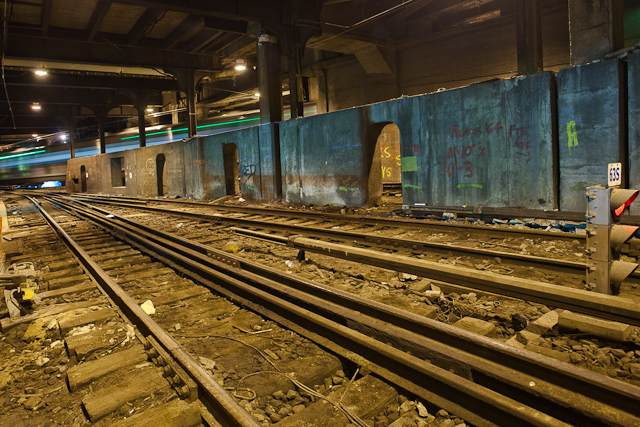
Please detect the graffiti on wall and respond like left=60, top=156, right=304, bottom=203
left=378, top=125, right=401, bottom=183
left=445, top=122, right=531, bottom=190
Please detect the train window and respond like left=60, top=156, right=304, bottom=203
left=110, top=157, right=126, bottom=187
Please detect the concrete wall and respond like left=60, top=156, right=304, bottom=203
left=69, top=124, right=279, bottom=202
left=184, top=124, right=278, bottom=201
left=281, top=108, right=368, bottom=206
left=557, top=59, right=623, bottom=211
left=67, top=52, right=640, bottom=213
left=366, top=73, right=554, bottom=209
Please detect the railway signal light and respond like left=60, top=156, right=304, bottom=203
left=585, top=186, right=639, bottom=294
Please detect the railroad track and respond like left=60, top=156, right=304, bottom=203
left=63, top=193, right=640, bottom=296
left=21, top=192, right=640, bottom=426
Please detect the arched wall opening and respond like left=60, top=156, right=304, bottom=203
left=80, top=165, right=87, bottom=192
left=156, top=153, right=166, bottom=196
left=222, top=143, right=240, bottom=196
left=367, top=122, right=403, bottom=206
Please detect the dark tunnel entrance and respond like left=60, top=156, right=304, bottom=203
left=156, top=153, right=166, bottom=196
left=80, top=165, right=87, bottom=192
left=223, top=143, right=240, bottom=196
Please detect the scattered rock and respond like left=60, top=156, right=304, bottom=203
left=398, top=272, right=418, bottom=282
left=140, top=299, right=156, bottom=315
left=416, top=402, right=429, bottom=417
left=223, top=241, right=244, bottom=253
left=35, top=356, right=50, bottom=367
left=292, top=404, right=306, bottom=414
left=399, top=401, right=415, bottom=413
left=23, top=395, right=42, bottom=411
left=511, top=313, right=528, bottom=331
left=0, top=371, right=12, bottom=390
left=198, top=356, right=216, bottom=371
left=272, top=390, right=285, bottom=400
left=436, top=409, right=449, bottom=418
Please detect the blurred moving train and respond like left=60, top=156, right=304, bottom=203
left=0, top=115, right=261, bottom=187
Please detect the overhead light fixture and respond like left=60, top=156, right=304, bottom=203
left=146, top=107, right=154, bottom=113
left=30, top=102, right=42, bottom=112
left=33, top=68, right=48, bottom=77
left=234, top=59, right=247, bottom=72
left=31, top=133, right=38, bottom=138
left=253, top=92, right=260, bottom=98
left=61, top=134, right=68, bottom=143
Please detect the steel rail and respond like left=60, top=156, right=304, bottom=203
left=25, top=196, right=258, bottom=427
left=230, top=227, right=640, bottom=326
left=69, top=193, right=583, bottom=241
left=63, top=195, right=591, bottom=276
left=46, top=195, right=640, bottom=426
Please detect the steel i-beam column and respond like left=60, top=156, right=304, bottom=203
left=515, top=0, right=543, bottom=74
left=137, top=103, right=147, bottom=147
left=185, top=69, right=197, bottom=138
left=258, top=33, right=282, bottom=123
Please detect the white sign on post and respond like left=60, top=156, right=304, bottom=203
left=608, top=162, right=622, bottom=187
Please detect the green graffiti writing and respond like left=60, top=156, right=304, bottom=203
left=401, top=156, right=418, bottom=172
left=456, top=183, right=483, bottom=189
left=566, top=120, right=579, bottom=149
left=403, top=184, right=422, bottom=190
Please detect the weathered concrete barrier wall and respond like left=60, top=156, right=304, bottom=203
left=67, top=141, right=185, bottom=197
left=67, top=51, right=640, bottom=212
left=184, top=124, right=278, bottom=201
left=68, top=123, right=279, bottom=201
left=367, top=73, right=554, bottom=209
left=280, top=108, right=369, bottom=206
left=557, top=59, right=624, bottom=212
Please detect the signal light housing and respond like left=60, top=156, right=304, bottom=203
left=610, top=189, right=639, bottom=217
left=585, top=186, right=639, bottom=294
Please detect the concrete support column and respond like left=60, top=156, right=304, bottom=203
left=257, top=33, right=282, bottom=123
left=288, top=45, right=303, bottom=119
left=568, top=0, right=624, bottom=65
left=68, top=125, right=76, bottom=159
left=91, top=105, right=109, bottom=154
left=515, top=0, right=543, bottom=74
left=185, top=69, right=197, bottom=137
left=136, top=102, right=147, bottom=148
left=97, top=116, right=106, bottom=154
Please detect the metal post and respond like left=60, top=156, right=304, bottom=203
left=288, top=45, right=302, bottom=119
left=257, top=33, right=282, bottom=123
left=185, top=69, right=197, bottom=138
left=515, top=0, right=542, bottom=75
left=137, top=103, right=147, bottom=148
left=97, top=116, right=106, bottom=154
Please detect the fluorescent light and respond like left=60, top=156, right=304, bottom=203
left=34, top=69, right=48, bottom=77
left=234, top=59, right=247, bottom=72
left=31, top=102, right=42, bottom=112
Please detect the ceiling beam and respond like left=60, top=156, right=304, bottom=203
left=166, top=16, right=205, bottom=49
left=118, top=0, right=280, bottom=23
left=186, top=29, right=224, bottom=53
left=3, top=71, right=177, bottom=91
left=203, top=16, right=248, bottom=34
left=41, top=0, right=52, bottom=36
left=0, top=88, right=134, bottom=107
left=6, top=31, right=220, bottom=70
left=86, top=0, right=113, bottom=41
left=128, top=7, right=165, bottom=44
